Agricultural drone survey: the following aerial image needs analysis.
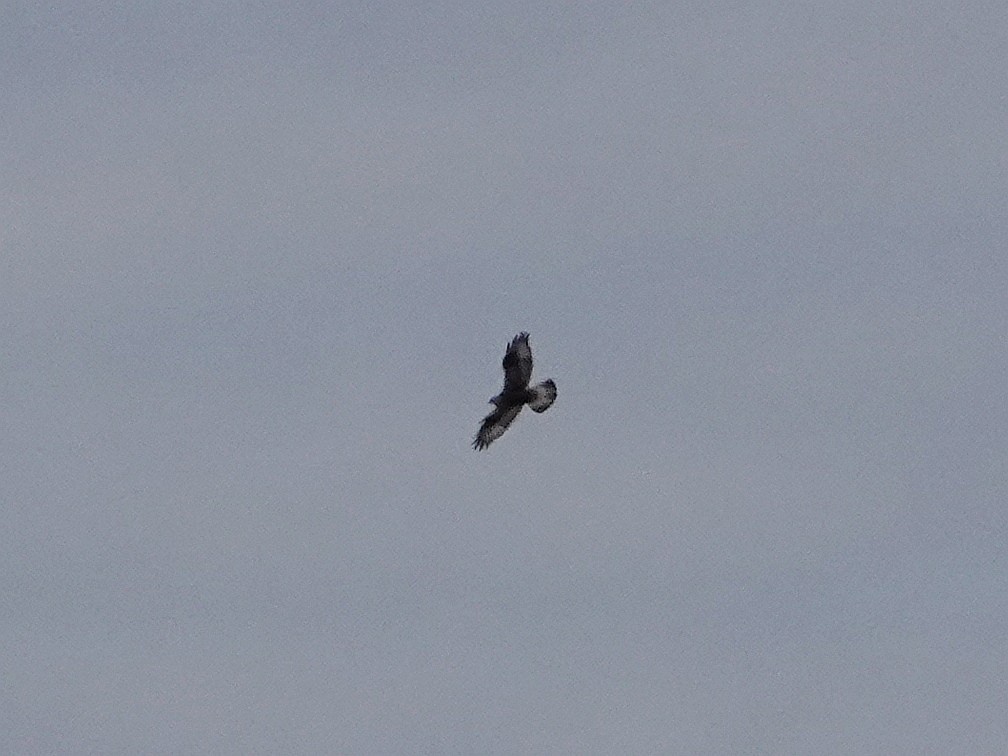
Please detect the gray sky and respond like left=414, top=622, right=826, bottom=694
left=3, top=3, right=1006, bottom=753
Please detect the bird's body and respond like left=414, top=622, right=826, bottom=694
left=473, top=332, right=556, bottom=450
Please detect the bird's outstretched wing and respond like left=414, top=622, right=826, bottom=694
left=502, top=332, right=533, bottom=391
left=473, top=404, right=523, bottom=451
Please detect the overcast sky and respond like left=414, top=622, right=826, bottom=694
left=3, top=3, right=1007, bottom=753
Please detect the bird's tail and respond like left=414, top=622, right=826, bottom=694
left=528, top=379, right=557, bottom=412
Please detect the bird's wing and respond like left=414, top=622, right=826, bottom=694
left=473, top=404, right=523, bottom=450
left=502, top=332, right=533, bottom=391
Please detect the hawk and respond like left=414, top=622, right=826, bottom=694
left=473, top=332, right=557, bottom=450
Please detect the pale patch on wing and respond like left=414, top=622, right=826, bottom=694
left=528, top=379, right=557, bottom=413
left=474, top=404, right=523, bottom=450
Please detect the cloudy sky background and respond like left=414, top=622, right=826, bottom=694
left=3, top=3, right=1006, bottom=752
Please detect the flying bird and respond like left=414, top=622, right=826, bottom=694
left=473, top=332, right=556, bottom=450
